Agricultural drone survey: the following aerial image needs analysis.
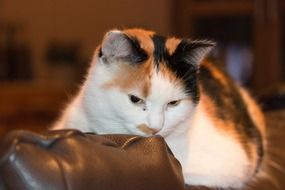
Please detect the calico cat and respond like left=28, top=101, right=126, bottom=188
left=53, top=28, right=266, bottom=189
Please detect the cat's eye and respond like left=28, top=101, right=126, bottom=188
left=129, top=95, right=144, bottom=104
left=167, top=100, right=181, bottom=107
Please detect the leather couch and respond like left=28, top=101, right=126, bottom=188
left=0, top=129, right=204, bottom=190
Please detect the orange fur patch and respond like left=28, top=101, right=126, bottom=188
left=124, top=28, right=154, bottom=55
left=102, top=60, right=153, bottom=97
left=166, top=37, right=181, bottom=55
left=202, top=61, right=229, bottom=87
left=239, top=88, right=266, bottom=143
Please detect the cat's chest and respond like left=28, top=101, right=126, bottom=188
left=164, top=131, right=190, bottom=165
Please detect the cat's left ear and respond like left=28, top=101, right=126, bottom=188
left=173, top=40, right=215, bottom=66
left=99, top=30, right=148, bottom=63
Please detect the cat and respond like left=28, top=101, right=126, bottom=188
left=53, top=28, right=266, bottom=189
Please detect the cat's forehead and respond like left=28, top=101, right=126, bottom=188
left=102, top=57, right=182, bottom=99
left=102, top=29, right=186, bottom=98
left=123, top=29, right=186, bottom=89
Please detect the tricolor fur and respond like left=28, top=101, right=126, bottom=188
left=54, top=29, right=266, bottom=189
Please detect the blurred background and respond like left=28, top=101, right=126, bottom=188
left=0, top=0, right=285, bottom=189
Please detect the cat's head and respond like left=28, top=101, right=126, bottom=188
left=85, top=28, right=214, bottom=136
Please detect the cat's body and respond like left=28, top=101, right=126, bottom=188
left=54, top=29, right=266, bottom=189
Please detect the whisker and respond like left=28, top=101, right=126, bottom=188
left=268, top=161, right=285, bottom=175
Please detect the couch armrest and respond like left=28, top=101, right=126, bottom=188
left=0, top=129, right=186, bottom=190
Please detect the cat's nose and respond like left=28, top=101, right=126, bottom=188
left=137, top=124, right=161, bottom=135
left=148, top=112, right=165, bottom=134
left=149, top=128, right=160, bottom=135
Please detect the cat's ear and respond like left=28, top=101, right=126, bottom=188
left=173, top=40, right=215, bottom=66
left=100, top=30, right=148, bottom=63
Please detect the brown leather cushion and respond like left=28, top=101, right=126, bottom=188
left=0, top=129, right=186, bottom=190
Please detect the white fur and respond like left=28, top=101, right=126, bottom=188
left=165, top=104, right=254, bottom=189
left=53, top=56, right=255, bottom=189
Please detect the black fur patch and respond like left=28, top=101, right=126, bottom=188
left=124, top=35, right=148, bottom=63
left=176, top=39, right=214, bottom=56
left=98, top=47, right=103, bottom=57
left=152, top=35, right=168, bottom=63
left=168, top=40, right=200, bottom=103
left=199, top=64, right=264, bottom=170
left=151, top=35, right=199, bottom=103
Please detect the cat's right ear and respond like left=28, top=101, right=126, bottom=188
left=99, top=30, right=148, bottom=64
left=172, top=39, right=215, bottom=67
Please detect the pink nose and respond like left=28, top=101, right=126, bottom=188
left=137, top=124, right=161, bottom=135
left=149, top=128, right=159, bottom=135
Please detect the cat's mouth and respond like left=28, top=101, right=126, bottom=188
left=137, top=124, right=159, bottom=135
